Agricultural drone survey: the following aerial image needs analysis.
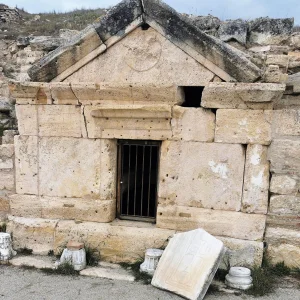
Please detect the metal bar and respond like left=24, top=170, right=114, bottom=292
left=140, top=145, right=145, bottom=216
left=147, top=146, right=152, bottom=217
left=119, top=144, right=124, bottom=216
left=154, top=146, right=160, bottom=219
left=127, top=145, right=131, bottom=216
left=134, top=145, right=138, bottom=216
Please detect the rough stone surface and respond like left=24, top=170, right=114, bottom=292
left=50, top=83, right=78, bottom=105
left=41, top=197, right=115, bottom=223
left=171, top=107, right=215, bottom=142
left=142, top=0, right=261, bottom=82
left=201, top=83, right=285, bottom=110
left=269, top=195, right=300, bottom=215
left=14, top=135, right=38, bottom=195
left=0, top=170, right=14, bottom=191
left=152, top=229, right=225, bottom=300
left=94, top=0, right=142, bottom=42
left=186, top=15, right=221, bottom=34
left=84, top=104, right=172, bottom=140
left=218, top=20, right=248, bottom=45
left=54, top=220, right=175, bottom=263
left=158, top=141, right=245, bottom=211
left=7, top=215, right=58, bottom=255
left=10, top=194, right=42, bottom=218
left=249, top=17, right=294, bottom=45
left=242, top=145, right=269, bottom=214
left=270, top=175, right=299, bottom=195
left=80, top=266, right=135, bottom=282
left=10, top=255, right=54, bottom=269
left=28, top=25, right=103, bottom=82
left=65, top=28, right=215, bottom=85
left=268, top=138, right=300, bottom=175
left=272, top=110, right=300, bottom=137
left=218, top=237, right=263, bottom=269
left=16, top=105, right=84, bottom=138
left=263, top=65, right=288, bottom=83
left=265, top=227, right=300, bottom=268
left=39, top=137, right=110, bottom=198
left=156, top=205, right=266, bottom=241
left=215, top=109, right=272, bottom=145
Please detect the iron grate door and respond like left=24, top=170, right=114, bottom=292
left=117, top=140, right=160, bottom=222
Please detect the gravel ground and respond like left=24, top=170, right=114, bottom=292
left=0, top=265, right=299, bottom=300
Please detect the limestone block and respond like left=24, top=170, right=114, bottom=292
left=269, top=195, right=300, bottom=215
left=10, top=256, right=53, bottom=269
left=7, top=215, right=58, bottom=255
left=266, top=55, right=289, bottom=69
left=0, top=144, right=14, bottom=169
left=272, top=110, right=300, bottom=137
left=28, top=25, right=104, bottom=82
left=158, top=141, right=245, bottom=211
left=265, top=227, right=300, bottom=268
left=65, top=27, right=215, bottom=85
left=218, top=20, right=248, bottom=45
left=0, top=170, right=14, bottom=191
left=50, top=82, right=79, bottom=105
left=152, top=229, right=225, bottom=300
left=242, top=145, right=269, bottom=214
left=38, top=105, right=83, bottom=138
left=215, top=109, right=272, bottom=145
left=84, top=105, right=172, bottom=140
left=171, top=107, right=215, bottom=142
left=268, top=138, right=300, bottom=175
left=80, top=266, right=135, bottom=281
left=2, top=130, right=18, bottom=144
left=15, top=105, right=38, bottom=135
left=54, top=220, right=175, bottom=263
left=266, top=214, right=299, bottom=231
left=10, top=194, right=42, bottom=218
left=41, top=197, right=115, bottom=223
left=217, top=237, right=263, bottom=268
left=270, top=175, right=299, bottom=195
left=249, top=17, right=294, bottom=45
left=39, top=137, right=111, bottom=198
left=156, top=205, right=266, bottom=241
left=201, top=83, right=285, bottom=110
left=15, top=135, right=38, bottom=195
left=263, top=65, right=288, bottom=83
left=10, top=82, right=52, bottom=105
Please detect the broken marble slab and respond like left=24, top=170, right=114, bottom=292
left=151, top=228, right=225, bottom=300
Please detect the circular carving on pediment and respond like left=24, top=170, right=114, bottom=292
left=122, top=31, right=162, bottom=72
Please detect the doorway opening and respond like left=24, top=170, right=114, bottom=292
left=117, top=140, right=160, bottom=222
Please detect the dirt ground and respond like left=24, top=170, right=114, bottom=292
left=0, top=265, right=299, bottom=300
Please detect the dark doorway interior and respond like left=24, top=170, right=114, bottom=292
left=117, top=140, right=160, bottom=222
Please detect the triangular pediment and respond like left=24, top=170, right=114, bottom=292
left=28, top=0, right=261, bottom=83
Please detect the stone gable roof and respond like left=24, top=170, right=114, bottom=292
left=28, top=0, right=261, bottom=83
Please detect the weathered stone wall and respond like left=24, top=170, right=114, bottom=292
left=6, top=80, right=289, bottom=267
left=0, top=130, right=16, bottom=221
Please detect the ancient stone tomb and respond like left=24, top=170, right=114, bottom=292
left=2, top=0, right=299, bottom=268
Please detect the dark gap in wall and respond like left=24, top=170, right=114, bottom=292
left=181, top=86, right=204, bottom=107
left=210, top=108, right=217, bottom=115
left=141, top=23, right=150, bottom=31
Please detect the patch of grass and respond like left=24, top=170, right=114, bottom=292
left=246, top=266, right=275, bottom=297
left=269, top=262, right=291, bottom=277
left=291, top=268, right=300, bottom=280
left=214, top=269, right=228, bottom=282
left=17, top=247, right=33, bottom=255
left=120, top=260, right=152, bottom=285
left=47, top=250, right=54, bottom=256
left=41, top=262, right=79, bottom=276
left=0, top=223, right=6, bottom=232
left=85, top=245, right=99, bottom=267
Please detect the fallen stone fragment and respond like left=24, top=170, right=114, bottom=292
left=151, top=229, right=225, bottom=300
left=10, top=255, right=54, bottom=269
left=80, top=266, right=135, bottom=282
left=225, top=267, right=253, bottom=290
